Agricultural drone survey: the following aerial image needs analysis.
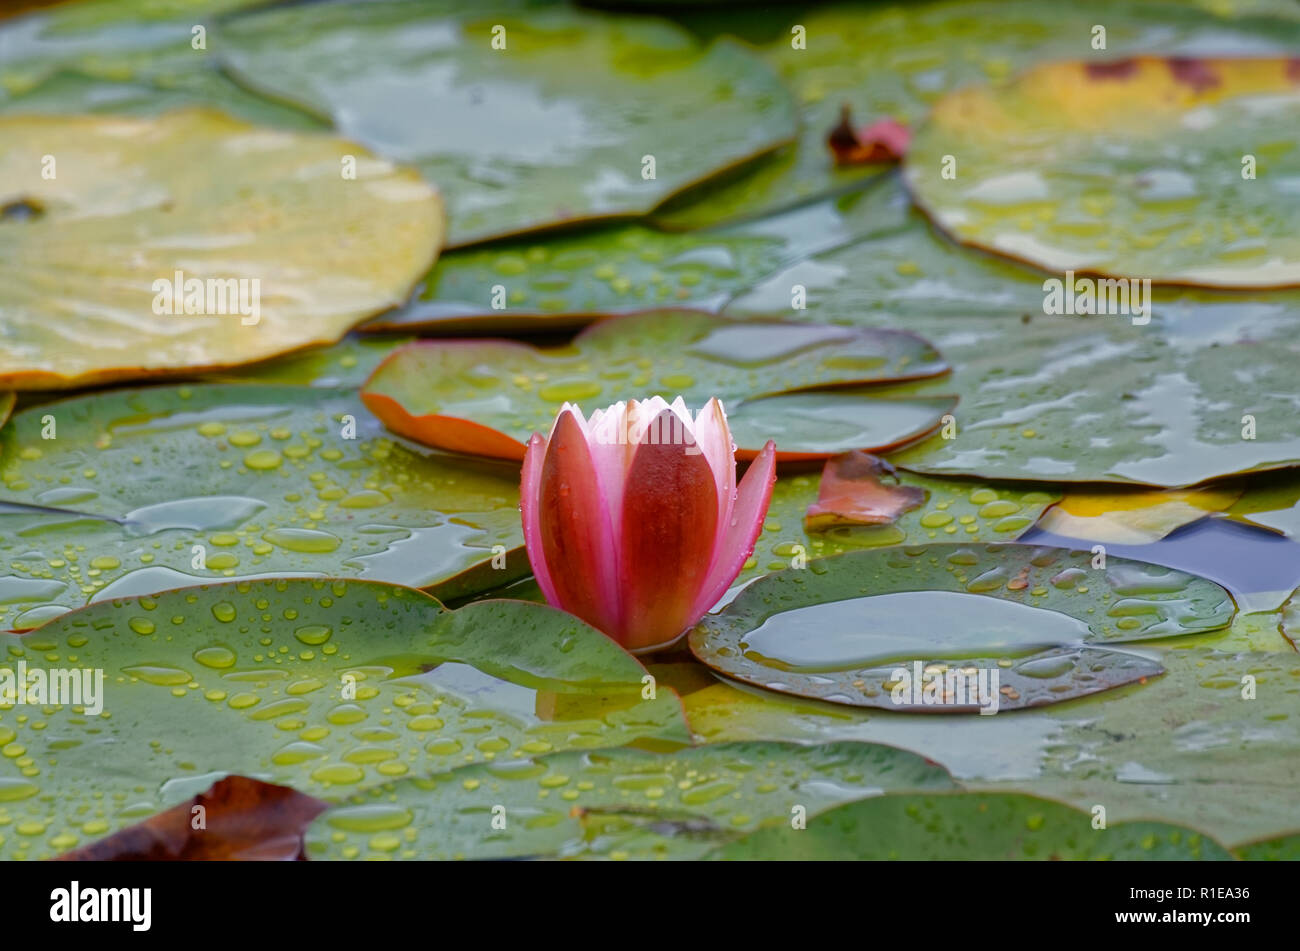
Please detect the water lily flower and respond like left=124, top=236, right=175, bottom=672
left=521, top=396, right=776, bottom=653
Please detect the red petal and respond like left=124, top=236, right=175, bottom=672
left=617, top=409, right=720, bottom=650
left=692, top=440, right=777, bottom=619
left=537, top=410, right=620, bottom=634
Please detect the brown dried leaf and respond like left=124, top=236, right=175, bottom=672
left=804, top=451, right=925, bottom=531
left=57, top=776, right=327, bottom=862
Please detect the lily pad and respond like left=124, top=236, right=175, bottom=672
left=905, top=57, right=1300, bottom=286
left=685, top=632, right=1300, bottom=848
left=727, top=176, right=1300, bottom=485
left=1234, top=832, right=1300, bottom=860
left=0, top=578, right=688, bottom=860
left=0, top=110, right=441, bottom=388
left=220, top=0, right=798, bottom=246
left=707, top=791, right=1233, bottom=859
left=362, top=312, right=950, bottom=461
left=655, top=0, right=1300, bottom=229
left=305, top=740, right=954, bottom=860
left=0, top=0, right=267, bottom=96
left=0, top=384, right=526, bottom=630
left=210, top=335, right=416, bottom=389
left=1228, top=473, right=1300, bottom=538
left=735, top=471, right=1059, bottom=587
left=690, top=543, right=1234, bottom=710
left=364, top=179, right=907, bottom=333
left=0, top=66, right=327, bottom=129
left=1035, top=487, right=1242, bottom=545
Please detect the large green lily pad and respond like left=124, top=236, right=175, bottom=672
left=362, top=311, right=950, bottom=461
left=0, top=579, right=688, bottom=860
left=364, top=178, right=907, bottom=333
left=220, top=0, right=798, bottom=246
left=691, top=543, right=1234, bottom=710
left=0, top=384, right=525, bottom=630
left=305, top=739, right=953, bottom=860
left=655, top=0, right=1300, bottom=229
left=686, top=642, right=1300, bottom=847
left=0, top=110, right=441, bottom=389
left=906, top=57, right=1300, bottom=287
left=726, top=176, right=1300, bottom=485
left=707, top=791, right=1233, bottom=859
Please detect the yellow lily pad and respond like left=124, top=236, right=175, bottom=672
left=906, top=57, right=1300, bottom=286
left=0, top=109, right=441, bottom=388
left=1035, top=487, right=1242, bottom=544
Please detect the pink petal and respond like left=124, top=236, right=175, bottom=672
left=690, top=440, right=777, bottom=621
left=616, top=409, right=720, bottom=651
left=520, top=432, right=561, bottom=608
left=534, top=408, right=621, bottom=634
left=691, top=397, right=736, bottom=539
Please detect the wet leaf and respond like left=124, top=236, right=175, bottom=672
left=0, top=66, right=327, bottom=128
left=827, top=107, right=910, bottom=165
left=655, top=0, right=1300, bottom=229
left=0, top=110, right=440, bottom=389
left=210, top=335, right=416, bottom=389
left=736, top=471, right=1058, bottom=586
left=1234, top=832, right=1300, bottom=860
left=1227, top=473, right=1300, bottom=538
left=728, top=176, right=1300, bottom=486
left=1024, top=514, right=1300, bottom=615
left=707, top=791, right=1233, bottom=859
left=364, top=180, right=906, bottom=333
left=362, top=311, right=949, bottom=461
left=1035, top=487, right=1242, bottom=544
left=220, top=1, right=798, bottom=246
left=305, top=740, right=953, bottom=860
left=1282, top=589, right=1300, bottom=649
left=57, top=775, right=326, bottom=861
left=0, top=578, right=688, bottom=860
left=0, top=384, right=526, bottom=630
left=803, top=451, right=925, bottom=531
left=0, top=0, right=270, bottom=99
left=690, top=542, right=1234, bottom=710
left=906, top=57, right=1300, bottom=286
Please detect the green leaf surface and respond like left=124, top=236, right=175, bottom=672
left=686, top=644, right=1300, bottom=847
left=0, top=384, right=525, bottom=630
left=0, top=579, right=687, bottom=860
left=364, top=178, right=905, bottom=333
left=707, top=791, right=1233, bottom=859
left=305, top=739, right=953, bottom=860
left=220, top=0, right=799, bottom=246
left=691, top=543, right=1234, bottom=710
left=362, top=311, right=950, bottom=460
left=727, top=176, right=1300, bottom=485
left=0, top=66, right=326, bottom=129
left=736, top=470, right=1058, bottom=586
